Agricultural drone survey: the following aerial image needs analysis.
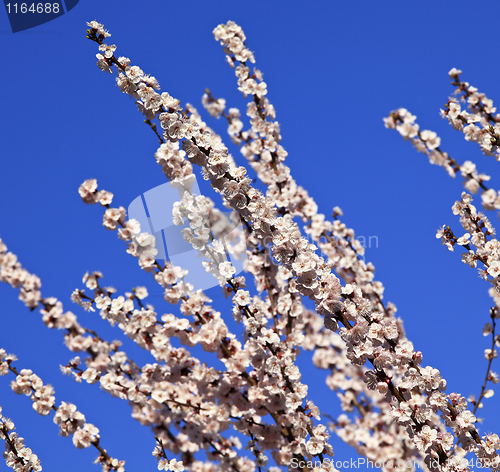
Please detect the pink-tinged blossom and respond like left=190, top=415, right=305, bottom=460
left=54, top=402, right=86, bottom=437
left=168, top=458, right=185, bottom=472
left=488, top=261, right=500, bottom=278
left=483, top=433, right=500, bottom=454
left=218, top=261, right=236, bottom=278
left=456, top=410, right=476, bottom=431
left=485, top=349, right=498, bottom=360
left=82, top=367, right=100, bottom=384
left=98, top=43, right=116, bottom=58
left=233, top=289, right=250, bottom=306
left=305, top=436, right=324, bottom=455
left=72, top=423, right=100, bottom=449
left=78, top=179, right=99, bottom=204
left=420, top=129, right=441, bottom=150
left=391, top=402, right=413, bottom=424
left=98, top=190, right=113, bottom=206
left=285, top=393, right=302, bottom=410
left=414, top=425, right=437, bottom=452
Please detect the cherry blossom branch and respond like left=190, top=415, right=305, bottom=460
left=435, top=201, right=500, bottom=417
left=0, top=350, right=124, bottom=471
left=384, top=107, right=492, bottom=199
left=0, top=406, right=41, bottom=472
left=189, top=71, right=462, bottom=472
left=203, top=89, right=407, bottom=464
left=444, top=68, right=500, bottom=162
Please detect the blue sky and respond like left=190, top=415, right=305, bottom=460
left=1, top=1, right=500, bottom=470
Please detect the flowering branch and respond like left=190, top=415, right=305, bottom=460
left=384, top=107, right=497, bottom=210
left=444, top=68, right=500, bottom=161
left=0, top=350, right=124, bottom=471
left=0, top=406, right=41, bottom=472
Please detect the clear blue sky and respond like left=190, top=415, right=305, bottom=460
left=1, top=1, right=500, bottom=470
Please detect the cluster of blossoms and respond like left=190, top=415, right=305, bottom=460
left=442, top=68, right=500, bottom=159
left=0, top=405, right=41, bottom=472
left=435, top=190, right=500, bottom=317
left=197, top=29, right=500, bottom=472
left=2, top=19, right=500, bottom=472
left=0, top=239, right=41, bottom=309
left=212, top=21, right=268, bottom=100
